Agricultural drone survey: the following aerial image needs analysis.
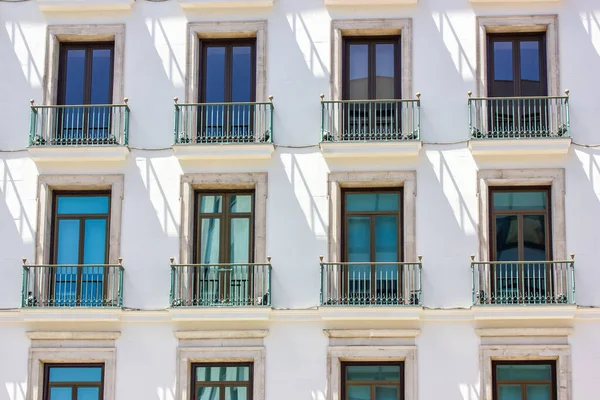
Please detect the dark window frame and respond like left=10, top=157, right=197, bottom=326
left=491, top=360, right=557, bottom=400
left=341, top=361, right=404, bottom=400
left=486, top=33, right=547, bottom=98
left=43, top=363, right=105, bottom=400
left=190, top=362, right=253, bottom=400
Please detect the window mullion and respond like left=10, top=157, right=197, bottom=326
left=513, top=39, right=521, bottom=97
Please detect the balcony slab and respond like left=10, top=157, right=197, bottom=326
left=37, top=0, right=134, bottom=11
left=168, top=307, right=272, bottom=321
left=179, top=0, right=273, bottom=9
left=319, top=141, right=421, bottom=158
left=319, top=306, right=423, bottom=321
left=27, top=146, right=129, bottom=162
left=325, top=0, right=417, bottom=5
left=469, top=138, right=571, bottom=156
left=472, top=305, right=577, bottom=320
left=21, top=308, right=122, bottom=322
left=173, top=144, right=274, bottom=160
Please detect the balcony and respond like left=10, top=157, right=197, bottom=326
left=27, top=101, right=130, bottom=161
left=468, top=92, right=571, bottom=156
left=21, top=261, right=124, bottom=309
left=172, top=99, right=275, bottom=160
left=319, top=96, right=422, bottom=158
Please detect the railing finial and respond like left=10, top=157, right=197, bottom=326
left=570, top=253, right=575, bottom=260
left=170, top=257, right=175, bottom=264
left=22, top=257, right=27, bottom=265
left=467, top=91, right=473, bottom=98
left=416, top=92, right=421, bottom=100
left=267, top=256, right=272, bottom=263
left=268, top=95, right=274, bottom=102
left=564, top=89, right=570, bottom=97
left=418, top=255, right=422, bottom=262
left=123, top=97, right=129, bottom=104
left=29, top=99, right=34, bottom=106
left=320, top=94, right=325, bottom=101
left=173, top=97, right=179, bottom=104
left=470, top=255, right=475, bottom=262
left=118, top=257, right=123, bottom=265
left=319, top=255, right=324, bottom=262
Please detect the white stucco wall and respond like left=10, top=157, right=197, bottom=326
left=1, top=0, right=600, bottom=399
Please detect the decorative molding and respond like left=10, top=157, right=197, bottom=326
left=174, top=330, right=269, bottom=340
left=471, top=0, right=559, bottom=2
left=472, top=305, right=576, bottom=320
left=319, top=141, right=421, bottom=158
left=27, top=331, right=121, bottom=340
left=476, top=328, right=573, bottom=337
left=169, top=307, right=271, bottom=321
left=27, top=146, right=129, bottom=162
left=173, top=144, right=274, bottom=160
left=179, top=0, right=273, bottom=9
left=469, top=138, right=571, bottom=156
left=326, top=0, right=416, bottom=4
left=319, top=306, right=422, bottom=321
left=324, top=329, right=420, bottom=338
left=38, top=0, right=133, bottom=12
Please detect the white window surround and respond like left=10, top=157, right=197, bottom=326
left=35, top=175, right=125, bottom=265
left=179, top=173, right=268, bottom=264
left=44, top=25, right=125, bottom=106
left=330, top=19, right=413, bottom=101
left=477, top=169, right=566, bottom=262
left=327, top=171, right=417, bottom=263
left=26, top=331, right=119, bottom=400
left=186, top=21, right=268, bottom=103
left=475, top=15, right=559, bottom=98
left=175, top=330, right=267, bottom=400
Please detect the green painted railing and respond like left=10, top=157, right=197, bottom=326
left=471, top=256, right=575, bottom=306
left=169, top=260, right=272, bottom=307
left=173, top=98, right=274, bottom=145
left=320, top=258, right=422, bottom=306
left=21, top=259, right=124, bottom=308
left=29, top=100, right=130, bottom=146
left=320, top=95, right=421, bottom=142
left=468, top=91, right=570, bottom=139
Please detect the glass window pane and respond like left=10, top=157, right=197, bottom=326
left=231, top=46, right=252, bottom=102
left=200, top=219, right=220, bottom=264
left=523, top=215, right=547, bottom=261
left=57, top=196, right=109, bottom=215
left=49, top=366, right=103, bottom=382
left=196, top=366, right=250, bottom=382
left=230, top=195, right=252, bottom=213
left=375, top=215, right=398, bottom=262
left=520, top=41, right=540, bottom=82
left=225, top=387, right=248, bottom=400
left=63, top=49, right=86, bottom=105
left=205, top=46, right=226, bottom=103
left=230, top=218, right=250, bottom=264
left=498, top=384, right=522, bottom=400
left=496, top=364, right=552, bottom=381
left=526, top=384, right=552, bottom=400
left=493, top=191, right=547, bottom=211
left=346, top=193, right=399, bottom=212
left=56, top=219, right=80, bottom=264
left=495, top=215, right=518, bottom=261
left=49, top=387, right=72, bottom=400
left=348, top=44, right=368, bottom=100
left=375, top=386, right=399, bottom=400
left=77, top=387, right=100, bottom=400
left=375, top=43, right=395, bottom=99
left=494, top=41, right=513, bottom=81
left=347, top=365, right=401, bottom=381
left=347, top=386, right=370, bottom=400
left=90, top=48, right=112, bottom=104
left=200, top=196, right=223, bottom=214
left=83, top=219, right=107, bottom=264
left=197, top=387, right=220, bottom=400
left=347, top=216, right=370, bottom=263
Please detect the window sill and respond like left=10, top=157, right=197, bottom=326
left=469, top=138, right=571, bottom=156
left=178, top=0, right=273, bottom=9
left=472, top=305, right=577, bottom=321
left=319, top=306, right=423, bottom=321
left=27, top=145, right=129, bottom=162
left=37, top=0, right=134, bottom=11
left=173, top=143, right=274, bottom=160
left=319, top=140, right=421, bottom=158
left=168, top=307, right=272, bottom=321
left=325, top=0, right=417, bottom=5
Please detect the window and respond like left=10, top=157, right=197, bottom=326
left=44, top=364, right=104, bottom=400
left=57, top=43, right=115, bottom=143
left=342, top=362, right=404, bottom=400
left=49, top=192, right=111, bottom=306
left=341, top=190, right=402, bottom=304
left=191, top=363, right=252, bottom=400
left=492, top=361, right=556, bottom=400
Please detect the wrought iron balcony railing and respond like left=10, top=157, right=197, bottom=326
left=29, top=100, right=130, bottom=147
left=468, top=92, right=570, bottom=140
left=471, top=256, right=575, bottom=306
left=173, top=98, right=274, bottom=145
left=320, top=258, right=422, bottom=306
left=320, top=96, right=421, bottom=142
left=21, top=259, right=124, bottom=308
left=169, top=260, right=272, bottom=307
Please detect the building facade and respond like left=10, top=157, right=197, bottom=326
left=0, top=0, right=599, bottom=399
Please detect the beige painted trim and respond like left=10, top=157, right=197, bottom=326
left=179, top=173, right=268, bottom=263
left=177, top=346, right=266, bottom=400
left=477, top=328, right=573, bottom=337
left=327, top=171, right=417, bottom=263
left=174, top=330, right=269, bottom=339
left=27, top=331, right=121, bottom=340
left=35, top=175, right=125, bottom=265
left=186, top=21, right=267, bottom=103
left=44, top=25, right=125, bottom=105
left=476, top=15, right=559, bottom=98
left=480, top=345, right=571, bottom=400
left=324, top=329, right=420, bottom=338
left=477, top=169, right=566, bottom=261
left=331, top=19, right=413, bottom=101
left=327, top=346, right=417, bottom=400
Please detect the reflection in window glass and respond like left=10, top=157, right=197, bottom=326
left=46, top=365, right=103, bottom=400
left=194, top=364, right=252, bottom=400
left=520, top=41, right=540, bottom=81
left=494, top=42, right=513, bottom=81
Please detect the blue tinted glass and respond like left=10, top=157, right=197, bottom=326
left=77, top=387, right=100, bottom=400
left=346, top=365, right=400, bottom=381
left=496, top=364, right=552, bottom=381
left=49, top=387, right=72, bottom=400
left=57, top=196, right=109, bottom=215
left=230, top=195, right=252, bottom=213
left=376, top=43, right=395, bottom=99
left=494, top=41, right=513, bottom=81
left=346, top=193, right=399, bottom=212
left=520, top=41, right=540, bottom=82
left=523, top=215, right=546, bottom=261
left=493, top=192, right=547, bottom=211
left=200, top=195, right=222, bottom=213
left=49, top=366, right=102, bottom=382
left=83, top=219, right=107, bottom=264
left=375, top=386, right=399, bottom=400
left=348, top=216, right=370, bottom=262
left=232, top=46, right=252, bottom=102
left=54, top=265, right=78, bottom=305
left=495, top=215, right=518, bottom=261
left=347, top=386, right=369, bottom=400
left=90, top=49, right=112, bottom=104
left=196, top=366, right=250, bottom=382
left=64, top=49, right=85, bottom=105
left=375, top=215, right=398, bottom=262
left=349, top=44, right=368, bottom=100
left=205, top=47, right=225, bottom=102
left=527, top=385, right=551, bottom=400
left=230, top=218, right=250, bottom=264
left=498, top=385, right=522, bottom=400
left=198, top=387, right=220, bottom=400
left=56, top=220, right=80, bottom=264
